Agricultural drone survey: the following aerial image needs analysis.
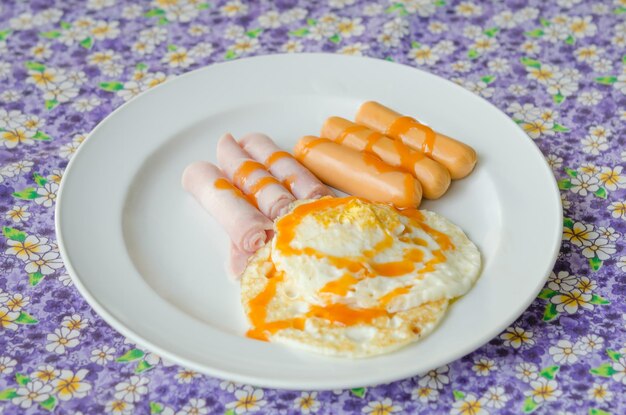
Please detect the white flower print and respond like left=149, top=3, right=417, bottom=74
left=362, top=398, right=402, bottom=414
left=1, top=128, right=35, bottom=149
left=62, top=314, right=89, bottom=331
left=5, top=235, right=51, bottom=261
left=587, top=382, right=613, bottom=403
left=598, top=166, right=626, bottom=191
left=175, top=368, right=201, bottom=384
left=91, top=345, right=116, bottom=365
left=493, top=10, right=517, bottom=28
left=408, top=45, right=439, bottom=65
left=487, top=58, right=510, bottom=73
left=34, top=182, right=59, bottom=207
left=12, top=380, right=53, bottom=408
left=482, top=386, right=508, bottom=409
left=525, top=378, right=562, bottom=403
left=106, top=399, right=135, bottom=415
left=515, top=362, right=539, bottom=383
left=220, top=1, right=248, bottom=17
left=338, top=43, right=369, bottom=56
left=32, top=365, right=60, bottom=383
left=450, top=393, right=488, bottom=415
left=0, top=90, right=20, bottom=102
left=280, top=7, right=307, bottom=23
left=428, top=21, right=448, bottom=34
left=25, top=251, right=63, bottom=275
left=546, top=154, right=563, bottom=170
left=547, top=271, right=578, bottom=292
left=569, top=16, right=597, bottom=38
left=582, top=238, right=616, bottom=260
left=189, top=43, right=214, bottom=59
left=188, top=25, right=208, bottom=37
left=87, top=0, right=115, bottom=10
left=163, top=47, right=194, bottom=68
left=231, top=38, right=259, bottom=55
left=5, top=293, right=29, bottom=312
left=42, top=81, right=79, bottom=103
left=46, top=327, right=80, bottom=354
left=122, top=5, right=142, bottom=19
left=293, top=391, right=320, bottom=414
left=73, top=96, right=101, bottom=112
left=611, top=357, right=626, bottom=385
left=282, top=40, right=303, bottom=53
left=53, top=369, right=91, bottom=400
left=225, top=385, right=267, bottom=414
left=549, top=339, right=583, bottom=364
left=219, top=380, right=241, bottom=393
left=58, top=274, right=73, bottom=286
left=0, top=356, right=17, bottom=374
left=0, top=307, right=20, bottom=330
left=362, top=4, right=383, bottom=16
left=596, top=226, right=620, bottom=242
left=472, top=358, right=497, bottom=376
left=177, top=398, right=208, bottom=415
left=500, top=326, right=535, bottom=348
left=418, top=365, right=449, bottom=389
left=578, top=334, right=604, bottom=353
left=577, top=90, right=602, bottom=106
left=114, top=376, right=149, bottom=403
left=563, top=222, right=598, bottom=247
left=6, top=205, right=30, bottom=223
left=258, top=11, right=282, bottom=28
left=411, top=386, right=439, bottom=403
left=455, top=2, right=482, bottom=17
left=550, top=289, right=593, bottom=314
left=569, top=173, right=599, bottom=196
left=608, top=201, right=626, bottom=220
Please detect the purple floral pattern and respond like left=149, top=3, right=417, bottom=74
left=1, top=0, right=625, bottom=413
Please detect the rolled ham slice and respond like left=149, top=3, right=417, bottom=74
left=239, top=133, right=334, bottom=200
left=294, top=136, right=422, bottom=208
left=355, top=101, right=477, bottom=179
left=229, top=241, right=253, bottom=279
left=322, top=117, right=451, bottom=199
left=181, top=161, right=273, bottom=253
left=217, top=133, right=295, bottom=220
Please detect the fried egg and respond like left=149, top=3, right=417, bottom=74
left=240, top=197, right=481, bottom=357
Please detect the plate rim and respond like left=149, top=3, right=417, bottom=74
left=55, top=53, right=562, bottom=390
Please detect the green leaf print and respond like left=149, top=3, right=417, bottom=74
left=144, top=8, right=166, bottom=17
left=136, top=63, right=148, bottom=71
left=99, top=82, right=125, bottom=92
left=537, top=288, right=559, bottom=300
left=40, top=30, right=61, bottom=39
left=167, top=44, right=178, bottom=51
left=410, top=41, right=421, bottom=49
left=150, top=402, right=164, bottom=414
left=615, top=6, right=626, bottom=14
left=552, top=123, right=570, bottom=132
left=467, top=49, right=479, bottom=59
left=15, top=311, right=38, bottom=324
left=0, top=388, right=18, bottom=400
left=525, top=29, right=544, bottom=38
left=563, top=218, right=574, bottom=228
left=29, top=272, right=44, bottom=286
left=434, top=0, right=446, bottom=6
left=553, top=93, right=565, bottom=104
left=15, top=373, right=31, bottom=386
left=306, top=18, right=317, bottom=26
left=289, top=28, right=309, bottom=37
left=589, top=257, right=603, bottom=272
left=453, top=390, right=465, bottom=400
left=224, top=410, right=236, bottom=415
left=25, top=61, right=46, bottom=72
left=59, top=21, right=71, bottom=29
left=594, top=187, right=607, bottom=199
left=589, top=363, right=616, bottom=377
left=483, top=27, right=499, bottom=37
left=116, top=348, right=145, bottom=362
left=80, top=37, right=94, bottom=49
left=13, top=188, right=39, bottom=200
left=520, top=57, right=541, bottom=68
left=135, top=360, right=154, bottom=373
left=0, top=29, right=12, bottom=40
left=45, top=99, right=59, bottom=110
left=542, top=303, right=558, bottom=322
left=606, top=349, right=622, bottom=362
left=197, top=3, right=210, bottom=10
left=595, top=76, right=617, bottom=85
left=350, top=387, right=366, bottom=398
left=564, top=168, right=578, bottom=178
left=557, top=179, right=571, bottom=190
left=540, top=18, right=551, bottom=27
left=589, top=294, right=610, bottom=305
left=385, top=3, right=405, bottom=14
left=33, top=131, right=52, bottom=141
left=522, top=396, right=540, bottom=413
left=539, top=365, right=559, bottom=380
left=224, top=50, right=237, bottom=60
left=589, top=409, right=612, bottom=415
left=33, top=173, right=47, bottom=186
left=246, top=28, right=263, bottom=38
left=2, top=226, right=26, bottom=242
left=39, top=396, right=57, bottom=411
left=328, top=34, right=341, bottom=44
left=481, top=75, right=496, bottom=84
left=565, top=35, right=575, bottom=45
left=158, top=17, right=169, bottom=25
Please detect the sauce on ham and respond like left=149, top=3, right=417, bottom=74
left=245, top=197, right=456, bottom=341
left=264, top=151, right=292, bottom=168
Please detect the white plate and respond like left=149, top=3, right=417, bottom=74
left=56, top=54, right=561, bottom=390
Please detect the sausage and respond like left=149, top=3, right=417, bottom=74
left=355, top=101, right=477, bottom=179
left=321, top=117, right=451, bottom=199
left=181, top=161, right=273, bottom=253
left=217, top=133, right=295, bottom=220
left=293, top=136, right=422, bottom=208
left=238, top=132, right=334, bottom=199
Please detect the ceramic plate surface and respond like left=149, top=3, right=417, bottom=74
left=56, top=54, right=561, bottom=390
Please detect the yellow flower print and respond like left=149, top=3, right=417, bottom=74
left=500, top=326, right=535, bottom=349
left=608, top=201, right=626, bottom=219
left=362, top=398, right=402, bottom=415
left=225, top=385, right=267, bottom=414
left=450, top=393, right=487, bottom=415
left=293, top=392, right=320, bottom=414
left=2, top=128, right=35, bottom=149
left=53, top=369, right=92, bottom=401
left=5, top=235, right=51, bottom=261
left=0, top=307, right=20, bottom=331
left=598, top=167, right=626, bottom=191
left=562, top=222, right=598, bottom=247
left=550, top=289, right=593, bottom=314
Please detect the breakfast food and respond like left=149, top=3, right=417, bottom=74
left=217, top=133, right=295, bottom=220
left=240, top=197, right=481, bottom=357
left=321, top=116, right=451, bottom=199
left=294, top=136, right=422, bottom=208
left=239, top=133, right=334, bottom=199
left=355, top=101, right=477, bottom=179
left=181, top=161, right=273, bottom=253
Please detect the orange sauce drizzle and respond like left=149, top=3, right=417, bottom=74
left=298, top=137, right=327, bottom=158
left=246, top=197, right=458, bottom=341
left=233, top=160, right=265, bottom=189
left=214, top=178, right=247, bottom=200
left=249, top=176, right=281, bottom=196
left=336, top=125, right=367, bottom=144
left=363, top=131, right=384, bottom=153
left=362, top=152, right=398, bottom=173
left=392, top=138, right=424, bottom=172
left=264, top=151, right=292, bottom=168
left=282, top=174, right=297, bottom=192
left=386, top=116, right=437, bottom=156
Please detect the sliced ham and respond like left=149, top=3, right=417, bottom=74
left=181, top=161, right=273, bottom=253
left=239, top=132, right=334, bottom=200
left=228, top=241, right=253, bottom=279
left=217, top=133, right=295, bottom=220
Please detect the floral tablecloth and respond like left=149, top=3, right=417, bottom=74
left=1, top=0, right=625, bottom=413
